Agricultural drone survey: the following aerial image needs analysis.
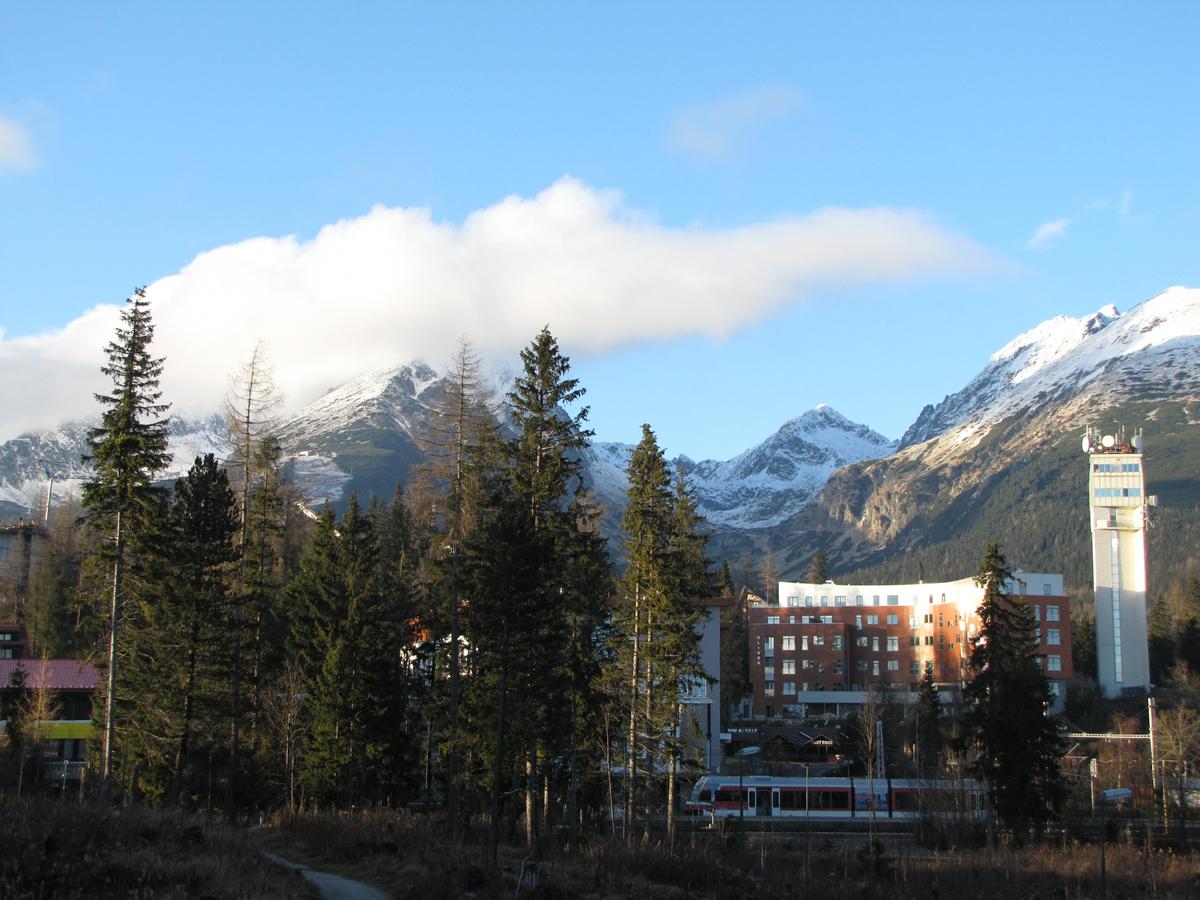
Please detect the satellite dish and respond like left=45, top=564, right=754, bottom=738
left=1101, top=434, right=1116, bottom=449
left=1131, top=434, right=1143, bottom=451
left=1081, top=436, right=1092, bottom=453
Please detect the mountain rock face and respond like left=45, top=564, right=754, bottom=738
left=773, top=286, right=1200, bottom=588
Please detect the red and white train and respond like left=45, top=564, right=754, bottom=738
left=684, top=775, right=985, bottom=820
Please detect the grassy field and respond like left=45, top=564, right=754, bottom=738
left=0, top=797, right=315, bottom=899
left=259, top=808, right=1200, bottom=899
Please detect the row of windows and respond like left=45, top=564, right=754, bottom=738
left=1093, top=463, right=1140, bottom=473
left=784, top=594, right=914, bottom=607
left=1094, top=487, right=1141, bottom=498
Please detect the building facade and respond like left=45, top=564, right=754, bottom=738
left=1083, top=427, right=1151, bottom=694
left=747, top=574, right=1072, bottom=718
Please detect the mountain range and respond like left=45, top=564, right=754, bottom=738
left=2, top=286, right=1198, bottom=599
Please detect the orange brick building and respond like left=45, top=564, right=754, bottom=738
left=748, top=573, right=1072, bottom=719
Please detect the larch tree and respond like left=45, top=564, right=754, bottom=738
left=224, top=340, right=283, bottom=816
left=82, top=287, right=171, bottom=796
left=960, top=542, right=1066, bottom=839
left=417, top=336, right=500, bottom=837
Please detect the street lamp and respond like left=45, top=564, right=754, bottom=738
left=736, top=746, right=761, bottom=822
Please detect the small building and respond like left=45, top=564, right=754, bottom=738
left=0, top=624, right=98, bottom=769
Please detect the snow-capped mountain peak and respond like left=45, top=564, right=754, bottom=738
left=901, top=286, right=1200, bottom=448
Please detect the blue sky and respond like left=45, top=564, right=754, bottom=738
left=1, top=4, right=1197, bottom=458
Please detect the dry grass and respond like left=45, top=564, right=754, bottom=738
left=260, top=808, right=1200, bottom=899
left=0, top=797, right=315, bottom=899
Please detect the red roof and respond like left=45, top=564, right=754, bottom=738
left=1, top=659, right=99, bottom=691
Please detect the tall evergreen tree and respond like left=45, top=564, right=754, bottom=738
left=914, top=665, right=942, bottom=778
left=504, top=326, right=596, bottom=853
left=82, top=287, right=171, bottom=794
left=961, top=543, right=1066, bottom=839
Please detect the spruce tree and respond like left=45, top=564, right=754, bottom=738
left=82, top=287, right=171, bottom=795
left=961, top=543, right=1065, bottom=839
left=914, top=665, right=942, bottom=778
left=505, top=326, right=595, bottom=853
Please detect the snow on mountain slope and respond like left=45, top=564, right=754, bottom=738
left=0, top=415, right=227, bottom=514
left=901, top=286, right=1200, bottom=449
left=275, top=362, right=444, bottom=446
left=590, top=408, right=896, bottom=530
left=686, top=406, right=896, bottom=528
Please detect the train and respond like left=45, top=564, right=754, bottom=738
left=683, top=775, right=986, bottom=820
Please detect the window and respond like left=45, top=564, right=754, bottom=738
left=1046, top=605, right=1060, bottom=622
left=832, top=660, right=844, bottom=674
left=872, top=636, right=880, bottom=651
left=857, top=660, right=868, bottom=671
left=910, top=660, right=920, bottom=675
left=872, top=660, right=880, bottom=676
left=0, top=632, right=13, bottom=641
left=764, top=666, right=774, bottom=677
left=1047, top=655, right=1062, bottom=672
left=924, top=613, right=933, bottom=624
left=764, top=636, right=774, bottom=653
left=1047, top=629, right=1061, bottom=646
left=867, top=614, right=879, bottom=625
left=1033, top=605, right=1040, bottom=622
left=873, top=595, right=881, bottom=606
left=910, top=636, right=920, bottom=647
left=908, top=613, right=916, bottom=628
left=887, top=595, right=900, bottom=606
left=802, top=659, right=813, bottom=670
left=0, top=648, right=12, bottom=659
left=764, top=680, right=775, bottom=695
left=788, top=615, right=796, bottom=624
left=819, top=615, right=833, bottom=624
left=835, top=595, right=847, bottom=607
left=802, top=616, right=813, bottom=624
left=782, top=635, right=796, bottom=651
left=767, top=615, right=780, bottom=624
left=886, top=614, right=899, bottom=626
left=937, top=613, right=944, bottom=627
left=813, top=635, right=825, bottom=646
left=856, top=636, right=868, bottom=648
left=832, top=635, right=844, bottom=650
left=855, top=615, right=862, bottom=630
left=887, top=660, right=900, bottom=672
left=782, top=660, right=795, bottom=674
left=817, top=661, right=826, bottom=673
left=886, top=636, right=899, bottom=652
left=1044, top=583, right=1052, bottom=595
left=856, top=595, right=864, bottom=606
left=783, top=681, right=797, bottom=695
left=787, top=595, right=800, bottom=606
left=805, top=596, right=814, bottom=607
left=1048, top=680, right=1061, bottom=697
left=801, top=635, right=808, bottom=651
left=820, top=595, right=829, bottom=606
left=924, top=635, right=934, bottom=645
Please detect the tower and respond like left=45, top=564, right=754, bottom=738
left=1083, top=426, right=1151, bottom=694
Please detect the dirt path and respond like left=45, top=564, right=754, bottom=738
left=261, top=850, right=391, bottom=900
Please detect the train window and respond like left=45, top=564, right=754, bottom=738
left=699, top=790, right=711, bottom=802
left=715, top=788, right=744, bottom=803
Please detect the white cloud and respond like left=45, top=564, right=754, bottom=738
left=0, top=176, right=996, bottom=439
left=0, top=116, right=36, bottom=172
left=665, top=86, right=800, bottom=162
left=1026, top=217, right=1070, bottom=250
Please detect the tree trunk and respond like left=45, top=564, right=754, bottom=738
left=168, top=624, right=200, bottom=806
left=489, top=655, right=509, bottom=864
left=100, top=509, right=123, bottom=800
left=625, top=583, right=641, bottom=839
